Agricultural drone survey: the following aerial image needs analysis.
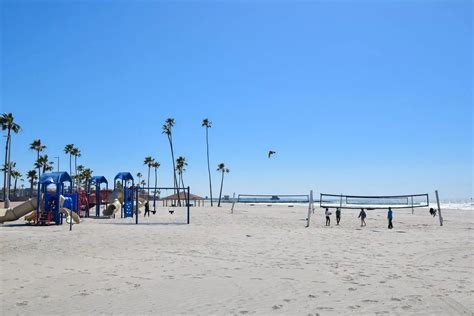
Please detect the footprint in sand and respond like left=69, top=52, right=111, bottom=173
left=272, top=304, right=283, bottom=310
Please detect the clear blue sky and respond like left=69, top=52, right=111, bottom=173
left=1, top=0, right=472, bottom=199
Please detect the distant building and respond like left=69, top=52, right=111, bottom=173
left=162, top=192, right=206, bottom=207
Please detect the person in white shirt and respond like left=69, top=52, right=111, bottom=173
left=325, top=208, right=331, bottom=226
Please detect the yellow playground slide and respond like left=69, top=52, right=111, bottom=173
left=0, top=199, right=37, bottom=224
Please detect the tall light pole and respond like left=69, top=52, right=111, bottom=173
left=54, top=156, right=60, bottom=172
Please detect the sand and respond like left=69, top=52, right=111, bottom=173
left=0, top=203, right=472, bottom=315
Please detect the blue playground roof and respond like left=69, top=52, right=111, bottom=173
left=39, top=172, right=72, bottom=185
left=114, top=172, right=134, bottom=182
left=90, top=176, right=108, bottom=185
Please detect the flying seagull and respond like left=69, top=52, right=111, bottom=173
left=268, top=150, right=276, bottom=158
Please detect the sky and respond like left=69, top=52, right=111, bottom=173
left=1, top=0, right=472, bottom=200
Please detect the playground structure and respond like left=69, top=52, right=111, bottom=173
left=88, top=176, right=109, bottom=217
left=34, top=172, right=80, bottom=225
left=0, top=172, right=81, bottom=225
left=103, top=172, right=136, bottom=219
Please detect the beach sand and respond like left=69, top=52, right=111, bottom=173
left=1, top=203, right=472, bottom=315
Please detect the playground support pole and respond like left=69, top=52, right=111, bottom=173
left=135, top=186, right=139, bottom=225
left=435, top=190, right=443, bottom=226
left=187, top=186, right=190, bottom=224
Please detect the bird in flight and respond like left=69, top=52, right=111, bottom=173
left=268, top=150, right=276, bottom=158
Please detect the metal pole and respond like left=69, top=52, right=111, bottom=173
left=435, top=190, right=443, bottom=226
left=96, top=183, right=100, bottom=217
left=121, top=180, right=124, bottom=218
left=411, top=196, right=414, bottom=214
left=306, top=190, right=313, bottom=228
left=187, top=186, right=190, bottom=224
left=69, top=187, right=73, bottom=231
left=231, top=192, right=236, bottom=214
left=135, top=185, right=139, bottom=224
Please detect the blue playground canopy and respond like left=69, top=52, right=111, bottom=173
left=114, top=172, right=134, bottom=182
left=90, top=176, right=108, bottom=185
left=39, top=172, right=72, bottom=185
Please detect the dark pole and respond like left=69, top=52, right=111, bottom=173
left=121, top=179, right=124, bottom=218
left=69, top=185, right=73, bottom=231
left=187, top=186, right=190, bottom=224
left=135, top=184, right=139, bottom=224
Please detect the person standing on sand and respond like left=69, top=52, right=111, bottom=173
left=387, top=207, right=393, bottom=229
left=144, top=201, right=150, bottom=217
left=358, top=208, right=367, bottom=227
left=325, top=208, right=331, bottom=226
left=336, top=208, right=341, bottom=225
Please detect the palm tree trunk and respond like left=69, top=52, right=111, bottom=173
left=218, top=171, right=224, bottom=207
left=13, top=178, right=17, bottom=197
left=69, top=154, right=72, bottom=176
left=3, top=133, right=8, bottom=202
left=4, top=132, right=11, bottom=208
left=30, top=179, right=34, bottom=198
left=74, top=156, right=78, bottom=190
left=147, top=166, right=150, bottom=202
left=37, top=151, right=41, bottom=178
left=168, top=136, right=181, bottom=206
left=206, top=128, right=213, bottom=206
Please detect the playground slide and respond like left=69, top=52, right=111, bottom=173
left=60, top=208, right=81, bottom=224
left=0, top=199, right=37, bottom=224
left=103, top=199, right=122, bottom=216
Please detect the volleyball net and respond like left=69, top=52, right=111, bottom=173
left=320, top=193, right=429, bottom=209
left=236, top=194, right=310, bottom=204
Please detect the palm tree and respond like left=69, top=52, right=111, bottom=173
left=151, top=161, right=160, bottom=209
left=35, top=155, right=54, bottom=174
left=81, top=168, right=93, bottom=192
left=176, top=156, right=187, bottom=191
left=76, top=164, right=85, bottom=190
left=217, top=163, right=229, bottom=207
left=1, top=161, right=16, bottom=199
left=11, top=170, right=21, bottom=197
left=136, top=172, right=143, bottom=186
left=202, top=119, right=213, bottom=206
left=29, top=139, right=46, bottom=178
left=71, top=147, right=81, bottom=190
left=162, top=118, right=179, bottom=191
left=27, top=170, right=37, bottom=197
left=143, top=156, right=154, bottom=201
left=1, top=112, right=21, bottom=207
left=64, top=144, right=74, bottom=175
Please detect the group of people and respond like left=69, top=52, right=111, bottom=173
left=324, top=207, right=394, bottom=229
